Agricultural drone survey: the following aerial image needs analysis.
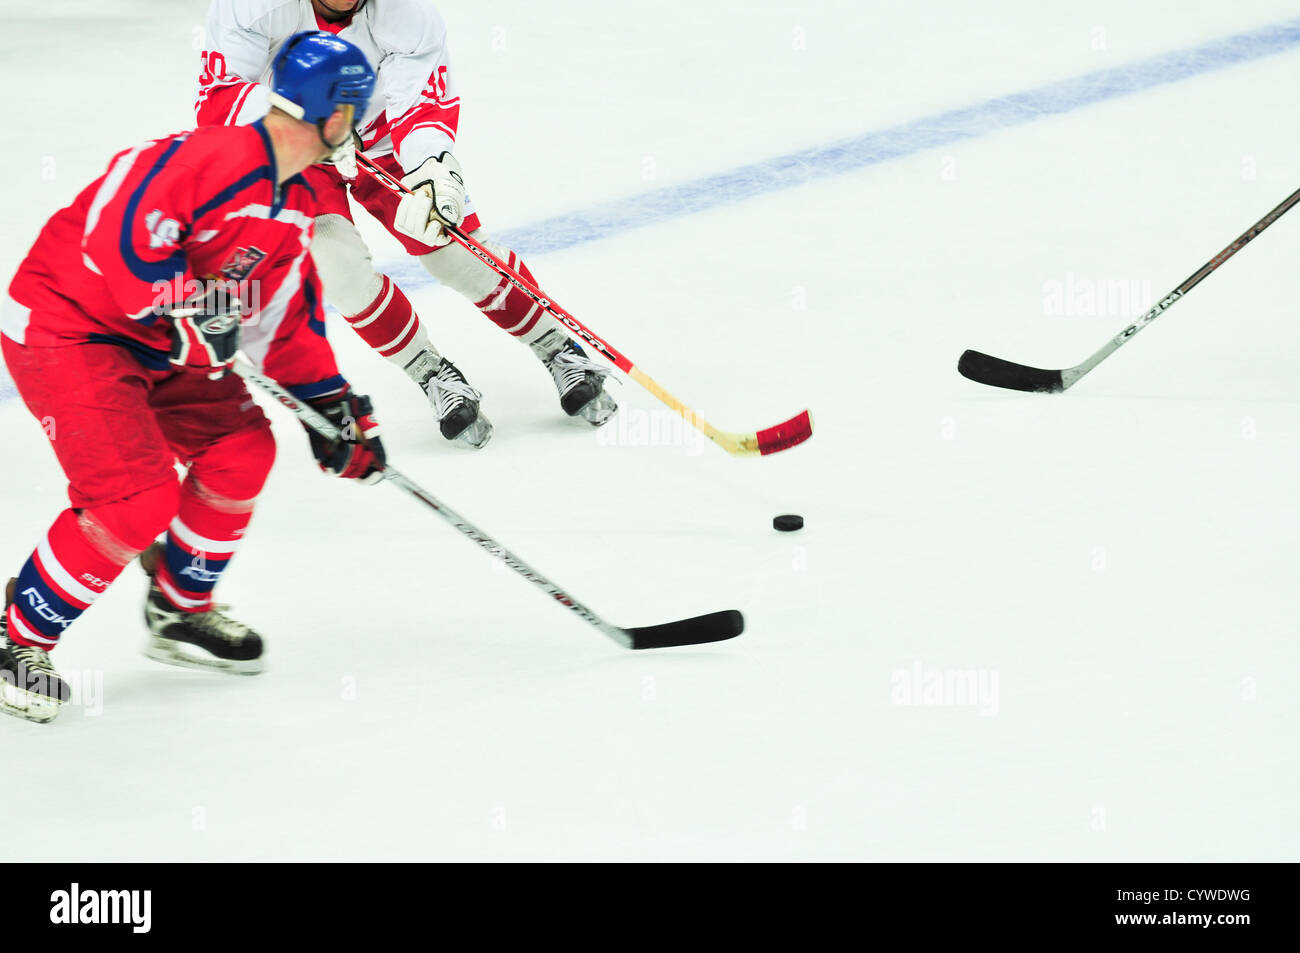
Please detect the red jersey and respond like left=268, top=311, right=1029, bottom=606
left=4, top=121, right=347, bottom=402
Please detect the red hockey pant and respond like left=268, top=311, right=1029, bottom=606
left=2, top=336, right=275, bottom=647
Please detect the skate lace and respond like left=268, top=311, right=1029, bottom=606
left=9, top=642, right=56, bottom=675
left=190, top=606, right=252, bottom=644
left=549, top=348, right=611, bottom=397
left=429, top=362, right=481, bottom=419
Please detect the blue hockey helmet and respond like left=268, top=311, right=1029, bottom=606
left=269, top=32, right=375, bottom=126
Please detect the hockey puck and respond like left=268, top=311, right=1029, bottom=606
left=773, top=514, right=804, bottom=532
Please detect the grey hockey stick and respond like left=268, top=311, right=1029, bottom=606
left=959, top=183, right=1300, bottom=392
left=233, top=358, right=743, bottom=650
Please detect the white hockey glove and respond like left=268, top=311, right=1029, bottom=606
left=394, top=152, right=467, bottom=247
left=320, top=129, right=361, bottom=180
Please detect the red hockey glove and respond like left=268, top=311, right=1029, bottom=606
left=304, top=391, right=387, bottom=484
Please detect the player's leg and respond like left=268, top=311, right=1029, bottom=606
left=420, top=235, right=617, bottom=426
left=305, top=166, right=491, bottom=448
left=139, top=370, right=277, bottom=674
left=0, top=336, right=181, bottom=722
left=351, top=156, right=617, bottom=427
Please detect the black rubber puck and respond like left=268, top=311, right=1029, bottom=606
left=773, top=514, right=804, bottom=532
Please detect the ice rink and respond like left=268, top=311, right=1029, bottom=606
left=3, top=0, right=1299, bottom=860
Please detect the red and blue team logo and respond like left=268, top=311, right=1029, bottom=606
left=220, top=246, right=266, bottom=281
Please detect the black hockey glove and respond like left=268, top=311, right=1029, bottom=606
left=304, top=391, right=387, bottom=484
left=167, top=282, right=242, bottom=379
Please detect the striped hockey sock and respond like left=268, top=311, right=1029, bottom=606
left=152, top=482, right=254, bottom=613
left=342, top=274, right=429, bottom=368
left=6, top=510, right=124, bottom=649
left=472, top=250, right=548, bottom=345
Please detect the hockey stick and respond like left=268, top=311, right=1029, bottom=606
left=355, top=153, right=813, bottom=456
left=958, top=183, right=1300, bottom=393
left=233, top=358, right=743, bottom=650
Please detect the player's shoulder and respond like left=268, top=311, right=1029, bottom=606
left=170, top=124, right=274, bottom=190
left=177, top=122, right=264, bottom=161
left=366, top=0, right=447, bottom=48
left=109, top=129, right=204, bottom=183
left=211, top=0, right=301, bottom=30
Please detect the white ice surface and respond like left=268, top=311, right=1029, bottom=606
left=2, top=0, right=1298, bottom=861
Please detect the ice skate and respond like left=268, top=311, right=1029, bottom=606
left=531, top=329, right=618, bottom=426
left=403, top=347, right=493, bottom=448
left=140, top=545, right=265, bottom=675
left=0, top=581, right=69, bottom=724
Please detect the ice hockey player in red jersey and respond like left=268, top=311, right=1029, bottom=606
left=196, top=0, right=619, bottom=449
left=0, top=33, right=384, bottom=724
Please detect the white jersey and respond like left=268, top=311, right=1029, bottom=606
left=196, top=0, right=461, bottom=172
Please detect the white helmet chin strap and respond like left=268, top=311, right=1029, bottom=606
left=266, top=92, right=306, bottom=120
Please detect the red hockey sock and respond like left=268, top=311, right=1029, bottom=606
left=153, top=483, right=254, bottom=613
left=474, top=250, right=545, bottom=340
left=6, top=510, right=131, bottom=649
left=342, top=275, right=426, bottom=366
left=153, top=421, right=272, bottom=614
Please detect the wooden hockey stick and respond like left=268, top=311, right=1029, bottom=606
left=234, top=358, right=744, bottom=650
left=356, top=153, right=814, bottom=456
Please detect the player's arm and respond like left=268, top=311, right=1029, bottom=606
left=373, top=2, right=471, bottom=244
left=80, top=147, right=252, bottom=376
left=372, top=0, right=462, bottom=171
left=81, top=147, right=201, bottom=321
left=196, top=0, right=275, bottom=126
left=246, top=256, right=386, bottom=483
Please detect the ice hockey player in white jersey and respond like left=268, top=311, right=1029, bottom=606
left=196, top=0, right=618, bottom=448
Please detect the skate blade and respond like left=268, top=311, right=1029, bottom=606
left=0, top=679, right=62, bottom=723
left=576, top=392, right=618, bottom=428
left=144, top=637, right=264, bottom=676
left=454, top=413, right=494, bottom=449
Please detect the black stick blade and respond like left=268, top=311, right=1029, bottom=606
left=624, top=610, right=745, bottom=650
left=958, top=349, right=1065, bottom=393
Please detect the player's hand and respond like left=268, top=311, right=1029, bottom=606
left=320, top=129, right=362, bottom=180
left=394, top=152, right=466, bottom=247
left=304, top=390, right=386, bottom=484
left=167, top=282, right=242, bottom=380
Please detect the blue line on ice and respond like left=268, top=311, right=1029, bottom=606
left=3, top=16, right=1300, bottom=403
left=402, top=16, right=1300, bottom=264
